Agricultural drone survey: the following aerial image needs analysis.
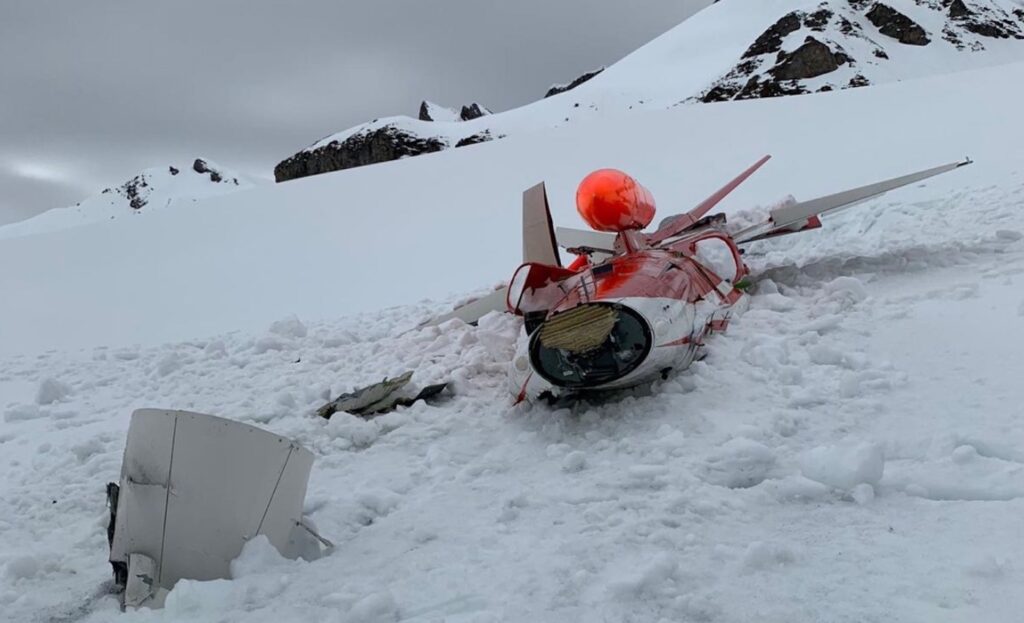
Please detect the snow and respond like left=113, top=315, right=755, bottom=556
left=3, top=8, right=1024, bottom=623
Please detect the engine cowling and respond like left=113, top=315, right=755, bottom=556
left=575, top=169, right=656, bottom=232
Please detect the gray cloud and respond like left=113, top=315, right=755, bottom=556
left=0, top=1, right=707, bottom=225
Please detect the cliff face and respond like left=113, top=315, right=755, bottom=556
left=274, top=126, right=447, bottom=183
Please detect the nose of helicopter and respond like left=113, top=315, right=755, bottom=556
left=528, top=302, right=653, bottom=389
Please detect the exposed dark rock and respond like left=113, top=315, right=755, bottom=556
left=459, top=103, right=490, bottom=121
left=947, top=0, right=1024, bottom=38
left=848, top=74, right=872, bottom=87
left=455, top=132, right=493, bottom=148
left=867, top=3, right=931, bottom=44
left=545, top=68, right=605, bottom=98
left=274, top=126, right=447, bottom=182
left=418, top=101, right=433, bottom=121
left=700, top=83, right=744, bottom=103
left=121, top=175, right=149, bottom=210
left=804, top=8, right=834, bottom=30
left=848, top=0, right=871, bottom=9
left=168, top=166, right=179, bottom=176
left=818, top=84, right=835, bottom=91
left=948, top=0, right=972, bottom=19
left=743, top=12, right=803, bottom=58
left=874, top=48, right=890, bottom=58
left=838, top=16, right=861, bottom=35
left=193, top=159, right=222, bottom=183
left=770, top=37, right=844, bottom=81
left=737, top=76, right=809, bottom=100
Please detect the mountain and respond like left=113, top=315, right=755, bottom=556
left=0, top=158, right=260, bottom=240
left=274, top=0, right=1024, bottom=183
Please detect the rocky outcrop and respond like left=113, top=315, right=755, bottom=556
left=454, top=131, right=494, bottom=147
left=866, top=4, right=931, bottom=45
left=417, top=100, right=492, bottom=122
left=698, top=7, right=870, bottom=104
left=946, top=0, right=1024, bottom=40
left=192, top=158, right=238, bottom=184
left=742, top=13, right=803, bottom=58
left=274, top=126, right=447, bottom=182
left=459, top=103, right=490, bottom=121
left=771, top=36, right=849, bottom=80
left=544, top=68, right=605, bottom=98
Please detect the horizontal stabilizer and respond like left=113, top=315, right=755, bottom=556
left=422, top=286, right=509, bottom=327
left=555, top=226, right=616, bottom=259
left=734, top=158, right=972, bottom=244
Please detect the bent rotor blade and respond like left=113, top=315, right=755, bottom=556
left=522, top=182, right=561, bottom=266
left=733, top=158, right=972, bottom=244
left=650, top=154, right=771, bottom=244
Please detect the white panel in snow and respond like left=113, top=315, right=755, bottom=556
left=111, top=409, right=314, bottom=591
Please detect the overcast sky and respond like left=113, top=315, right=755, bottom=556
left=0, top=1, right=707, bottom=225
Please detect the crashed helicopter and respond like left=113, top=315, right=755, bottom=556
left=420, top=155, right=971, bottom=404
left=105, top=157, right=971, bottom=609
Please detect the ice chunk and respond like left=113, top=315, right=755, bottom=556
left=701, top=438, right=776, bottom=489
left=741, top=541, right=797, bottom=571
left=35, top=378, right=71, bottom=405
left=562, top=451, right=587, bottom=473
left=800, top=442, right=885, bottom=490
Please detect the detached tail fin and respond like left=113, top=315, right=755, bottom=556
left=649, top=154, right=771, bottom=244
left=733, top=158, right=972, bottom=244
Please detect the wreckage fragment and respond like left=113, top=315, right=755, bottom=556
left=106, top=409, right=324, bottom=609
left=317, top=371, right=448, bottom=419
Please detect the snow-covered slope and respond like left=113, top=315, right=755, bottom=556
left=0, top=159, right=261, bottom=240
left=2, top=60, right=1022, bottom=357
left=275, top=0, right=1024, bottom=181
left=2, top=59, right=1024, bottom=620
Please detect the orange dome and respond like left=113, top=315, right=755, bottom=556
left=575, top=169, right=656, bottom=232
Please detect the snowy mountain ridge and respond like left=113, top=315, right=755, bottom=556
left=0, top=158, right=261, bottom=240
left=274, top=0, right=1024, bottom=182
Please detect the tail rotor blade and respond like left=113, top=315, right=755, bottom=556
left=650, top=154, right=771, bottom=244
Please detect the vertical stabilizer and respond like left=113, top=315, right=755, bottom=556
left=522, top=182, right=561, bottom=266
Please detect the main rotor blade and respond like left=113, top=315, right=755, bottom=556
left=733, top=158, right=972, bottom=244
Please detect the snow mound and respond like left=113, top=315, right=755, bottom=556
left=800, top=441, right=886, bottom=490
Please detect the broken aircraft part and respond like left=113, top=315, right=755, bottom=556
left=317, top=371, right=449, bottom=419
left=107, top=409, right=322, bottom=608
